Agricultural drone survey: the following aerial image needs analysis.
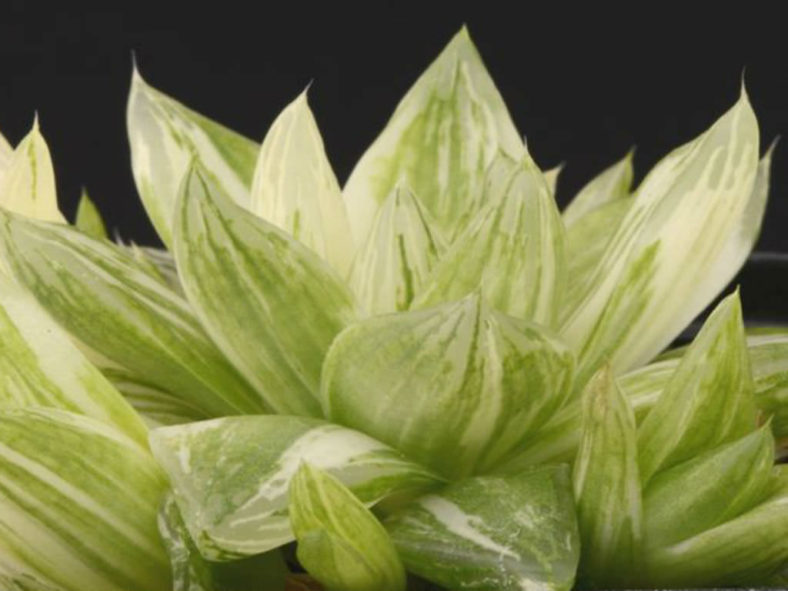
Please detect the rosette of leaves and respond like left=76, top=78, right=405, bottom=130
left=0, top=26, right=786, bottom=591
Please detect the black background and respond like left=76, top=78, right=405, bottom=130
left=1, top=3, right=786, bottom=253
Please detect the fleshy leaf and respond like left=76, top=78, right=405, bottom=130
left=561, top=90, right=760, bottom=380
left=74, top=189, right=108, bottom=240
left=127, top=67, right=258, bottom=246
left=0, top=276, right=148, bottom=446
left=0, top=128, right=12, bottom=181
left=385, top=465, right=579, bottom=591
left=348, top=185, right=446, bottom=315
left=642, top=426, right=775, bottom=550
left=0, top=407, right=170, bottom=591
left=343, top=26, right=524, bottom=243
left=0, top=210, right=264, bottom=418
left=149, top=415, right=441, bottom=560
left=561, top=150, right=634, bottom=227
left=173, top=165, right=358, bottom=417
left=412, top=154, right=565, bottom=327
left=322, top=292, right=574, bottom=478
left=250, top=91, right=354, bottom=275
left=0, top=118, right=64, bottom=223
left=543, top=162, right=563, bottom=196
left=572, top=365, right=642, bottom=587
left=638, top=292, right=757, bottom=483
left=289, top=463, right=406, bottom=591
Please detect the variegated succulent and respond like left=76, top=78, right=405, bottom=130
left=0, top=26, right=787, bottom=591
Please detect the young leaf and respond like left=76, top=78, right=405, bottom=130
left=173, top=165, right=358, bottom=417
left=412, top=154, right=565, bottom=327
left=543, top=162, right=563, bottom=196
left=343, top=26, right=525, bottom=243
left=0, top=276, right=149, bottom=446
left=638, top=292, right=757, bottom=483
left=0, top=117, right=64, bottom=223
left=348, top=184, right=446, bottom=315
left=74, top=188, right=108, bottom=240
left=126, top=67, right=258, bottom=246
left=561, top=150, right=634, bottom=227
left=322, top=292, right=574, bottom=479
left=250, top=91, right=354, bottom=275
left=0, top=128, right=12, bottom=180
left=149, top=415, right=441, bottom=560
left=288, top=463, right=406, bottom=591
left=385, top=465, right=580, bottom=591
left=561, top=90, right=760, bottom=380
left=642, top=426, right=775, bottom=550
left=0, top=210, right=264, bottom=418
left=572, top=365, right=642, bottom=587
left=0, top=407, right=170, bottom=591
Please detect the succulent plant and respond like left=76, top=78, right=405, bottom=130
left=0, top=26, right=787, bottom=591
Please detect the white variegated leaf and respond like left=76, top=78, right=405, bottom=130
left=127, top=68, right=259, bottom=246
left=343, top=26, right=524, bottom=243
left=385, top=465, right=580, bottom=591
left=562, top=150, right=634, bottom=227
left=322, top=292, right=574, bottom=478
left=149, top=416, right=442, bottom=560
left=0, top=118, right=64, bottom=223
left=348, top=185, right=446, bottom=315
left=0, top=276, right=148, bottom=446
left=289, top=463, right=406, bottom=591
left=0, top=407, right=170, bottom=591
left=561, top=90, right=760, bottom=382
left=543, top=162, right=563, bottom=197
left=74, top=189, right=108, bottom=240
left=0, top=210, right=264, bottom=418
left=0, top=128, right=12, bottom=181
left=251, top=91, right=354, bottom=275
left=173, top=165, right=357, bottom=417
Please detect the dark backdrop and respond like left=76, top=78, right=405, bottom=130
left=1, top=4, right=787, bottom=252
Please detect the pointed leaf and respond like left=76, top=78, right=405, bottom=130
left=149, top=415, right=442, bottom=560
left=561, top=91, right=760, bottom=379
left=572, top=365, right=642, bottom=587
left=127, top=68, right=259, bottom=246
left=343, top=27, right=524, bottom=243
left=385, top=465, right=580, bottom=591
left=0, top=277, right=149, bottom=446
left=251, top=91, right=354, bottom=275
left=643, top=426, right=775, bottom=550
left=638, top=292, right=757, bottom=482
left=135, top=245, right=184, bottom=294
left=74, top=189, right=108, bottom=240
left=0, top=210, right=264, bottom=418
left=348, top=185, right=446, bottom=315
left=0, top=128, right=12, bottom=180
left=0, top=118, right=64, bottom=223
left=0, top=408, right=170, bottom=591
left=322, top=293, right=574, bottom=478
left=412, top=155, right=565, bottom=327
left=562, top=150, right=634, bottom=227
left=543, top=162, right=563, bottom=196
left=289, top=463, right=406, bottom=591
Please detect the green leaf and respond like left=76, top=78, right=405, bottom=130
left=561, top=149, right=634, bottom=227
left=149, top=415, right=441, bottom=560
left=348, top=184, right=446, bottom=315
left=561, top=90, right=760, bottom=380
left=0, top=117, right=64, bottom=223
left=0, top=407, right=170, bottom=591
left=343, top=26, right=525, bottom=243
left=385, top=465, right=580, bottom=591
left=543, top=162, right=563, bottom=196
left=638, top=292, right=757, bottom=483
left=0, top=276, right=149, bottom=446
left=126, top=67, right=259, bottom=246
left=250, top=91, right=354, bottom=276
left=0, top=210, right=264, bottom=418
left=642, top=426, right=775, bottom=550
left=0, top=128, right=12, bottom=180
left=412, top=154, right=565, bottom=327
left=74, top=189, right=108, bottom=240
left=133, top=245, right=184, bottom=295
left=323, top=292, right=574, bottom=478
left=289, top=463, right=406, bottom=591
left=173, top=165, right=358, bottom=417
left=572, top=365, right=642, bottom=587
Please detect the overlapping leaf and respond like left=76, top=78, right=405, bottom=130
left=74, top=189, right=108, bottom=240
left=0, top=128, right=12, bottom=182
left=561, top=150, right=634, bottom=227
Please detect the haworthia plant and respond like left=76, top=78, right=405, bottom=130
left=0, top=24, right=786, bottom=591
